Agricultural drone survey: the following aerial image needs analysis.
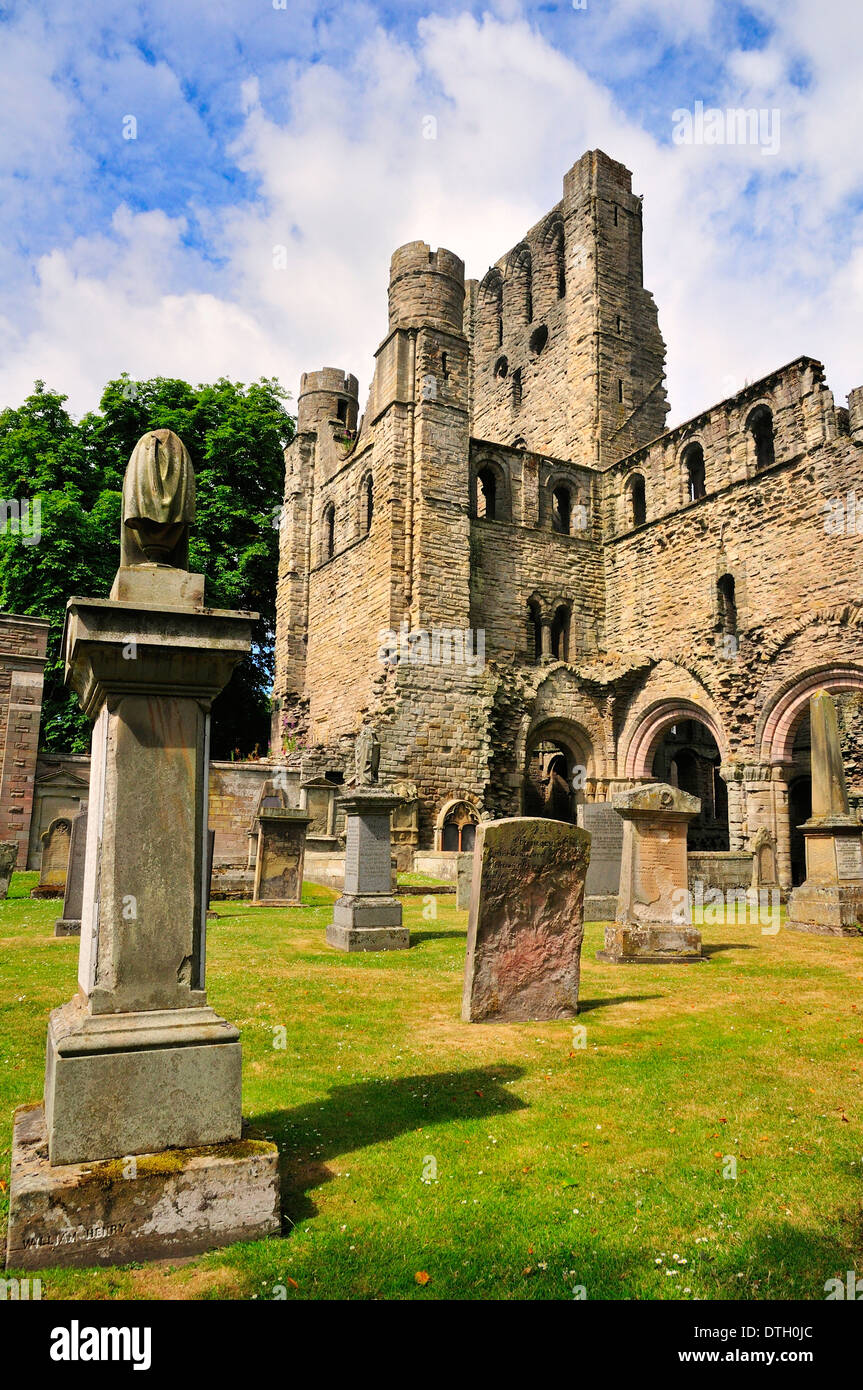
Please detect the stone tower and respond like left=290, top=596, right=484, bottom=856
left=470, top=149, right=668, bottom=465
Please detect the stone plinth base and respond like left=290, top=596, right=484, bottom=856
left=326, top=891, right=407, bottom=951
left=326, top=923, right=410, bottom=951
left=598, top=923, right=703, bottom=963
left=584, top=894, right=617, bottom=922
left=45, top=997, right=242, bottom=1165
left=326, top=892, right=408, bottom=951
left=786, top=882, right=863, bottom=937
left=30, top=886, right=64, bottom=900
left=53, top=919, right=81, bottom=938
left=5, top=1105, right=279, bottom=1271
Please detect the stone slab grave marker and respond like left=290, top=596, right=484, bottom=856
left=30, top=815, right=72, bottom=899
left=326, top=727, right=407, bottom=951
left=0, top=839, right=17, bottom=899
left=54, top=802, right=88, bottom=936
left=251, top=776, right=312, bottom=907
left=787, top=690, right=863, bottom=937
left=462, top=817, right=590, bottom=1022
left=456, top=850, right=473, bottom=910
left=577, top=801, right=624, bottom=920
left=598, top=783, right=703, bottom=963
left=5, top=428, right=279, bottom=1271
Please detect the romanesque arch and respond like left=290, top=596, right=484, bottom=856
left=620, top=695, right=729, bottom=778
left=757, top=663, right=863, bottom=764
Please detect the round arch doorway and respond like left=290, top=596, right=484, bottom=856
left=651, top=717, right=729, bottom=851
left=523, top=719, right=593, bottom=824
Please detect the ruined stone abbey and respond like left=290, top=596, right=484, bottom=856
left=272, top=148, right=863, bottom=892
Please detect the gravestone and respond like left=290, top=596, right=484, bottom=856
left=30, top=816, right=72, bottom=899
left=456, top=850, right=473, bottom=910
left=326, top=791, right=407, bottom=951
left=787, top=691, right=863, bottom=937
left=5, top=428, right=279, bottom=1271
left=577, top=801, right=624, bottom=919
left=461, top=817, right=590, bottom=1022
left=252, top=809, right=312, bottom=906
left=598, top=783, right=702, bottom=963
left=54, top=803, right=88, bottom=937
left=0, top=839, right=17, bottom=898
left=748, top=826, right=778, bottom=893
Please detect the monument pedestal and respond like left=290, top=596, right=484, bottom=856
left=597, top=784, right=703, bottom=964
left=786, top=693, right=863, bottom=939
left=5, top=1105, right=278, bottom=1271
left=6, top=428, right=280, bottom=1271
left=326, top=790, right=407, bottom=951
left=786, top=819, right=863, bottom=937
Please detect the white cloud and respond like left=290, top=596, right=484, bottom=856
left=1, top=1, right=861, bottom=436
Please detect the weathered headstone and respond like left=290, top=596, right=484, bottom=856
left=748, top=826, right=778, bottom=893
left=54, top=803, right=88, bottom=937
left=598, top=783, right=702, bottom=963
left=456, top=850, right=473, bottom=910
left=0, top=839, right=17, bottom=899
left=30, top=816, right=72, bottom=899
left=326, top=789, right=407, bottom=950
left=787, top=691, right=863, bottom=936
left=6, top=429, right=279, bottom=1271
left=461, top=817, right=590, bottom=1022
left=578, top=801, right=624, bottom=920
left=252, top=809, right=312, bottom=906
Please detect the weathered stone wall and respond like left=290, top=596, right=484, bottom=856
left=0, top=614, right=50, bottom=867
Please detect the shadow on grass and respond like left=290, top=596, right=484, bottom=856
left=251, top=1064, right=526, bottom=1229
left=700, top=942, right=760, bottom=958
left=576, top=995, right=663, bottom=1013
left=408, top=928, right=468, bottom=943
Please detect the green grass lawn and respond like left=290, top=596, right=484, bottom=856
left=1, top=871, right=861, bottom=1301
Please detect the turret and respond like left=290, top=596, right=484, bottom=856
left=297, top=369, right=360, bottom=435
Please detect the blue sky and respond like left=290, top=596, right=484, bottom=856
left=1, top=0, right=861, bottom=424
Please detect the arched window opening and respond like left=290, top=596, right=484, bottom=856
left=552, top=485, right=571, bottom=534
left=323, top=503, right=335, bottom=560
left=362, top=474, right=373, bottom=534
left=512, top=367, right=523, bottom=411
left=628, top=473, right=646, bottom=527
left=441, top=801, right=478, bottom=852
left=336, top=398, right=348, bottom=424
left=513, top=246, right=533, bottom=324
left=717, top=573, right=737, bottom=636
left=528, top=599, right=543, bottom=662
left=748, top=405, right=775, bottom=470
left=512, top=436, right=527, bottom=449
left=476, top=466, right=497, bottom=520
left=552, top=225, right=566, bottom=298
left=683, top=442, right=706, bottom=501
left=494, top=355, right=508, bottom=379
left=550, top=605, right=569, bottom=661
left=479, top=270, right=504, bottom=353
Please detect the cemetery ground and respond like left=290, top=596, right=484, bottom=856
left=1, top=873, right=861, bottom=1303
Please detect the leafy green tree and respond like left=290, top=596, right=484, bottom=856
left=0, top=375, right=293, bottom=758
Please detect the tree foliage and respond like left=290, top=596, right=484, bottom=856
left=0, top=375, right=293, bottom=758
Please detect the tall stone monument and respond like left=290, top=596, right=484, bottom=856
left=326, top=727, right=407, bottom=951
left=787, top=691, right=863, bottom=937
left=54, top=802, right=88, bottom=937
left=6, top=429, right=279, bottom=1271
left=598, top=783, right=702, bottom=963
left=462, top=817, right=590, bottom=1022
